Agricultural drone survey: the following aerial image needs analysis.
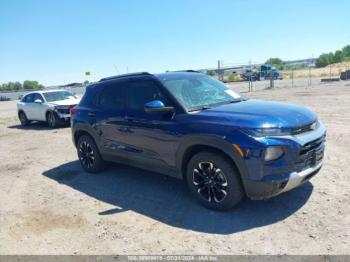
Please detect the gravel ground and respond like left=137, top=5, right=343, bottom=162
left=0, top=79, right=349, bottom=255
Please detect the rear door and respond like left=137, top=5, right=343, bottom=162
left=92, top=80, right=129, bottom=160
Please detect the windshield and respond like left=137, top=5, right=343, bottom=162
left=159, top=74, right=243, bottom=111
left=43, top=91, right=77, bottom=102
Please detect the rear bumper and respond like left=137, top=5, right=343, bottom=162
left=245, top=161, right=323, bottom=200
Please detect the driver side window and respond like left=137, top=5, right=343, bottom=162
left=23, top=94, right=34, bottom=103
left=126, top=80, right=170, bottom=112
left=33, top=93, right=44, bottom=102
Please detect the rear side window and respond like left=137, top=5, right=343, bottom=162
left=95, top=82, right=124, bottom=111
left=23, top=94, right=34, bottom=103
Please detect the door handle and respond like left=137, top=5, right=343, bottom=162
left=118, top=127, right=133, bottom=133
left=118, top=127, right=128, bottom=132
left=88, top=112, right=96, bottom=117
left=125, top=115, right=135, bottom=122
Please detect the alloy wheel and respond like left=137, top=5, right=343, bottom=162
left=48, top=113, right=55, bottom=127
left=192, top=162, right=229, bottom=203
left=79, top=141, right=95, bottom=169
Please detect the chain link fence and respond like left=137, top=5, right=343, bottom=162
left=212, top=60, right=350, bottom=94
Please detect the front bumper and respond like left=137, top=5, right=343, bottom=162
left=245, top=161, right=323, bottom=200
left=280, top=160, right=322, bottom=193
left=55, top=112, right=71, bottom=120
left=242, top=122, right=326, bottom=200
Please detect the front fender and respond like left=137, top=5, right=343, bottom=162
left=176, top=134, right=250, bottom=188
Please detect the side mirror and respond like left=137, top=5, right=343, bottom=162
left=144, top=100, right=174, bottom=114
left=34, top=99, right=43, bottom=104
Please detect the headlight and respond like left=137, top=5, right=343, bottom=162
left=242, top=128, right=292, bottom=137
left=264, top=146, right=284, bottom=161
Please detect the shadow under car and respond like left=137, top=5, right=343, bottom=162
left=42, top=160, right=314, bottom=235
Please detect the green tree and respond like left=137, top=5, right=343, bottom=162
left=328, top=52, right=335, bottom=64
left=342, top=45, right=350, bottom=58
left=316, top=53, right=333, bottom=68
left=265, top=58, right=284, bottom=70
left=334, top=50, right=344, bottom=63
left=206, top=70, right=216, bottom=76
left=23, top=80, right=44, bottom=90
left=0, top=82, right=22, bottom=91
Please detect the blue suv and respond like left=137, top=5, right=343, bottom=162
left=71, top=71, right=326, bottom=210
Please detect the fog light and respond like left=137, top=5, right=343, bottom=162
left=264, top=146, right=284, bottom=161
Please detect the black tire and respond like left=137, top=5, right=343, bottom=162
left=46, top=111, right=59, bottom=128
left=18, top=111, right=30, bottom=126
left=186, top=151, right=244, bottom=211
left=77, top=135, right=106, bottom=173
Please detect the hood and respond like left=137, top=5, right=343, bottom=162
left=195, top=99, right=317, bottom=129
left=48, top=98, right=80, bottom=106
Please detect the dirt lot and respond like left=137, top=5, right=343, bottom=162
left=0, top=80, right=349, bottom=255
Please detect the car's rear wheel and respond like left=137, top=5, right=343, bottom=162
left=186, top=151, right=244, bottom=211
left=46, top=111, right=59, bottom=128
left=77, top=135, right=106, bottom=173
left=18, top=111, right=30, bottom=126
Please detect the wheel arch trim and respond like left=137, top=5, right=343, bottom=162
left=176, top=134, right=250, bottom=188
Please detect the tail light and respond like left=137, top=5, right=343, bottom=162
left=70, top=105, right=77, bottom=115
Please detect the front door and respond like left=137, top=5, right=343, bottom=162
left=123, top=79, right=180, bottom=174
left=31, top=93, right=46, bottom=120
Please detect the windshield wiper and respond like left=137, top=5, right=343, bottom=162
left=189, top=105, right=212, bottom=112
left=228, top=98, right=245, bottom=104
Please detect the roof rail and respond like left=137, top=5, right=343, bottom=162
left=99, top=72, right=152, bottom=82
left=169, top=70, right=202, bottom=73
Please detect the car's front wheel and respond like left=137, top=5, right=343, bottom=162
left=18, top=111, right=30, bottom=126
left=77, top=135, right=106, bottom=173
left=186, top=151, right=244, bottom=211
left=46, top=111, right=59, bottom=128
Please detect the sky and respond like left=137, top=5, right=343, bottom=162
left=0, top=0, right=349, bottom=86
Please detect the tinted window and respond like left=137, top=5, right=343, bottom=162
left=33, top=93, right=44, bottom=102
left=97, top=82, right=124, bottom=111
left=23, top=94, right=34, bottom=103
left=127, top=80, right=170, bottom=111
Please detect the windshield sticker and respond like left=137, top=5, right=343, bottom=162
left=225, top=89, right=241, bottom=99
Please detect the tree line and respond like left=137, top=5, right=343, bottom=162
left=0, top=80, right=44, bottom=92
left=315, top=45, right=350, bottom=68
left=264, top=45, right=350, bottom=70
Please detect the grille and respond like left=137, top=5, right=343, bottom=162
left=295, top=134, right=325, bottom=171
left=57, top=108, right=70, bottom=114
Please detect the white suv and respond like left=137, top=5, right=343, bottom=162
left=17, top=90, right=80, bottom=128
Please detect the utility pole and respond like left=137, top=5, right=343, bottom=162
left=249, top=60, right=253, bottom=92
left=308, top=66, right=312, bottom=87
left=270, top=69, right=274, bottom=88
left=217, top=60, right=222, bottom=81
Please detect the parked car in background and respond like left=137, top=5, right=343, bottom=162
left=17, top=90, right=80, bottom=128
left=71, top=71, right=325, bottom=210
